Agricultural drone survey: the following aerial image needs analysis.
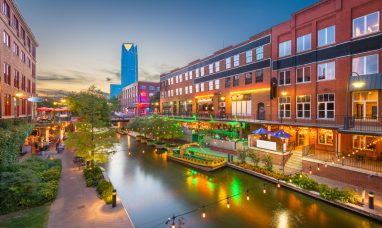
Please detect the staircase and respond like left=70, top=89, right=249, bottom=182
left=284, top=149, right=302, bottom=175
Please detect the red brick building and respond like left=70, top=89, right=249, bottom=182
left=0, top=0, right=37, bottom=120
left=119, top=81, right=160, bottom=115
left=159, top=0, right=382, bottom=189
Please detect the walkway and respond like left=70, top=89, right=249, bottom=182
left=47, top=150, right=134, bottom=228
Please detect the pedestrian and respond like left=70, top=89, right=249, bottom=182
left=56, top=140, right=60, bottom=153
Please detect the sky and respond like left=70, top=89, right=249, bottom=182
left=15, top=0, right=319, bottom=96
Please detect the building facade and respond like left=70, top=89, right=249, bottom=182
left=119, top=81, right=160, bottom=115
left=159, top=0, right=382, bottom=190
left=110, top=43, right=138, bottom=98
left=0, top=0, right=38, bottom=120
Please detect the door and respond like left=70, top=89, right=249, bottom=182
left=355, top=103, right=363, bottom=119
left=257, top=102, right=265, bottom=120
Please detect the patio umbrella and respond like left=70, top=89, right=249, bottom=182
left=36, top=107, right=53, bottom=112
left=252, top=128, right=269, bottom=135
left=271, top=130, right=291, bottom=139
left=27, top=97, right=43, bottom=102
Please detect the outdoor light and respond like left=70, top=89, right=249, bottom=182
left=202, top=206, right=206, bottom=218
left=324, top=163, right=328, bottom=167
left=171, top=221, right=175, bottom=228
left=299, top=174, right=303, bottom=178
left=289, top=179, right=292, bottom=183
left=128, top=152, right=131, bottom=156
left=317, top=164, right=320, bottom=171
left=309, top=167, right=312, bottom=174
left=352, top=81, right=365, bottom=88
left=226, top=197, right=230, bottom=208
left=281, top=91, right=287, bottom=96
left=277, top=181, right=281, bottom=188
left=15, top=91, right=23, bottom=97
left=142, top=150, right=145, bottom=154
left=246, top=190, right=250, bottom=200
left=263, top=184, right=267, bottom=194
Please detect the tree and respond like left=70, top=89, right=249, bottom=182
left=65, top=86, right=117, bottom=167
left=108, top=96, right=120, bottom=112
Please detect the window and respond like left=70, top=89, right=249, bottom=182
left=352, top=91, right=378, bottom=119
left=3, top=63, right=10, bottom=85
left=189, top=85, right=192, bottom=94
left=201, top=67, right=205, bottom=76
left=2, top=1, right=10, bottom=19
left=171, top=90, right=173, bottom=96
left=353, top=135, right=375, bottom=150
left=233, top=75, right=239, bottom=87
left=318, top=26, right=335, bottom=47
left=246, top=50, right=252, bottom=63
left=185, top=72, right=188, bottom=80
left=296, top=95, right=311, bottom=118
left=20, top=51, right=25, bottom=63
left=149, top=86, right=154, bottom=90
left=225, top=77, right=230, bottom=88
left=179, top=74, right=182, bottom=82
left=318, top=129, right=334, bottom=145
left=175, top=75, right=179, bottom=83
left=12, top=15, right=19, bottom=33
left=189, top=71, right=192, bottom=79
left=209, top=81, right=214, bottom=90
left=140, top=85, right=146, bottom=90
left=200, top=83, right=205, bottom=92
left=13, top=42, right=19, bottom=56
left=215, top=62, right=220, bottom=72
left=179, top=88, right=182, bottom=95
left=196, top=68, right=199, bottom=78
left=317, top=62, right=335, bottom=80
left=279, top=96, right=291, bottom=118
left=3, top=31, right=10, bottom=47
left=279, top=40, right=291, bottom=57
left=279, top=71, right=291, bottom=85
left=296, top=66, right=311, bottom=83
left=352, top=54, right=378, bottom=75
left=4, top=94, right=11, bottom=116
left=215, top=79, right=220, bottom=89
left=195, top=83, right=199, bottom=92
left=318, top=93, right=335, bottom=119
left=256, top=46, right=263, bottom=60
left=226, top=57, right=231, bottom=69
left=353, top=12, right=379, bottom=38
left=14, top=69, right=19, bottom=88
left=297, top=33, right=311, bottom=52
left=234, top=54, right=239, bottom=67
left=245, top=72, right=252, bottom=84
left=185, top=86, right=188, bottom=94
left=255, top=70, right=263, bottom=83
left=170, top=77, right=173, bottom=84
left=175, top=88, right=178, bottom=96
left=209, top=64, right=213, bottom=74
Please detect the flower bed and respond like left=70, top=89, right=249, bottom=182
left=83, top=166, right=113, bottom=204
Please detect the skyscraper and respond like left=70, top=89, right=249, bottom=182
left=110, top=43, right=138, bottom=98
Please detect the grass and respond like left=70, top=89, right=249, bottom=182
left=0, top=204, right=50, bottom=228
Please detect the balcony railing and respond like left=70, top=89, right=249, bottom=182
left=302, top=146, right=382, bottom=173
left=157, top=112, right=382, bottom=133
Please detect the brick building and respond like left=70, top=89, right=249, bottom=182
left=159, top=0, right=382, bottom=190
left=0, top=0, right=37, bottom=120
left=119, top=81, right=160, bottom=115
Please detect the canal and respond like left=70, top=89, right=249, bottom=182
left=105, top=136, right=381, bottom=228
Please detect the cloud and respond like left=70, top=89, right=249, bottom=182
left=138, top=67, right=159, bottom=82
left=99, top=68, right=121, bottom=80
left=37, top=88, right=72, bottom=97
left=37, top=74, right=83, bottom=82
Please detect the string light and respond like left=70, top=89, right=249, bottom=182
left=142, top=150, right=145, bottom=154
left=246, top=190, right=250, bottom=200
left=277, top=180, right=281, bottom=188
left=309, top=166, right=312, bottom=174
left=226, top=197, right=230, bottom=208
left=317, top=164, right=320, bottom=171
left=202, top=206, right=206, bottom=218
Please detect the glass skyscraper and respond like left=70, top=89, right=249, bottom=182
left=110, top=43, right=138, bottom=98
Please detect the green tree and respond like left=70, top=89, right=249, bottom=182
left=65, top=86, right=117, bottom=167
left=108, top=96, right=120, bottom=112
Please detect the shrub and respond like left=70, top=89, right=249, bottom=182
left=96, top=179, right=113, bottom=204
left=291, top=174, right=319, bottom=191
left=83, top=166, right=103, bottom=187
left=41, top=167, right=61, bottom=182
left=262, top=155, right=273, bottom=171
left=237, top=150, right=247, bottom=164
left=247, top=151, right=260, bottom=166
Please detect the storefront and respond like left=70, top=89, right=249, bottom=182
left=197, top=97, right=213, bottom=114
left=231, top=94, right=251, bottom=117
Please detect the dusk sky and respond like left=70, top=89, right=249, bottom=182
left=16, top=0, right=319, bottom=96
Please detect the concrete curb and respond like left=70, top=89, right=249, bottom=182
left=227, top=163, right=382, bottom=222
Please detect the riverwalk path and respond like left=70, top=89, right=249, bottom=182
left=47, top=150, right=134, bottom=228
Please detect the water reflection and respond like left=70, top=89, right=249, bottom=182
left=106, top=136, right=381, bottom=228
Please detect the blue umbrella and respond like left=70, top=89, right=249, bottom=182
left=27, top=97, right=43, bottom=102
left=252, top=128, right=269, bottom=135
left=271, top=130, right=291, bottom=139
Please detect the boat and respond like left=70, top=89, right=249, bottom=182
left=167, top=143, right=226, bottom=171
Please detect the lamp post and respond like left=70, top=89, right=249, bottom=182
left=345, top=72, right=365, bottom=129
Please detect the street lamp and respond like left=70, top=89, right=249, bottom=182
left=15, top=91, right=23, bottom=98
left=345, top=72, right=365, bottom=129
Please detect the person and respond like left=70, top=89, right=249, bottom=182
left=56, top=140, right=60, bottom=153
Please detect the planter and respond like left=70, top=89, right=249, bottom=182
left=135, top=135, right=143, bottom=142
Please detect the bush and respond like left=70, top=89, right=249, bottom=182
left=0, top=157, right=62, bottom=215
left=83, top=166, right=103, bottom=187
left=291, top=174, right=319, bottom=191
left=262, top=155, right=273, bottom=171
left=96, top=179, right=113, bottom=204
left=247, top=151, right=260, bottom=166
left=237, top=150, right=247, bottom=164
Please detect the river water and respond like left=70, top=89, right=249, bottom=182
left=105, top=136, right=381, bottom=228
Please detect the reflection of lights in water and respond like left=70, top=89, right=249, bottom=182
left=277, top=211, right=289, bottom=228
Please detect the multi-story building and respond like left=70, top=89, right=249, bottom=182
left=119, top=81, right=160, bottom=115
left=110, top=43, right=138, bottom=98
left=0, top=0, right=38, bottom=120
left=159, top=0, right=382, bottom=190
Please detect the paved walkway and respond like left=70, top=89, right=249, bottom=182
left=47, top=150, right=134, bottom=228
